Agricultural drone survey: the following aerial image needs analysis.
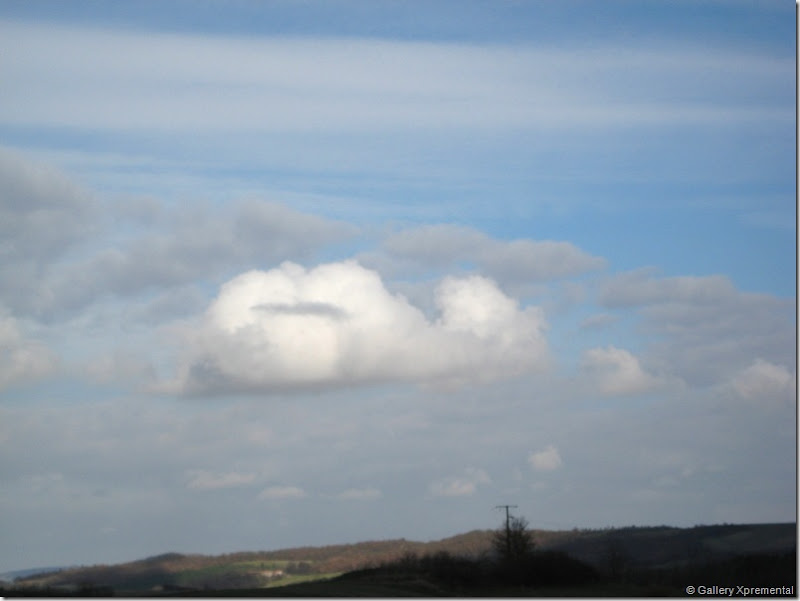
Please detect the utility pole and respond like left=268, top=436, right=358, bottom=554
left=495, top=505, right=518, bottom=558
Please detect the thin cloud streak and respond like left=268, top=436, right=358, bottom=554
left=0, top=20, right=791, bottom=134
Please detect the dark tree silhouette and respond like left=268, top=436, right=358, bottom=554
left=492, top=515, right=535, bottom=562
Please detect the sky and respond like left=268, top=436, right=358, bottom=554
left=0, top=0, right=796, bottom=574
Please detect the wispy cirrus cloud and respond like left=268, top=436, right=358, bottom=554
left=0, top=20, right=791, bottom=136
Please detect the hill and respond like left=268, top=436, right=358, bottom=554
left=4, top=523, right=795, bottom=596
left=0, top=566, right=73, bottom=583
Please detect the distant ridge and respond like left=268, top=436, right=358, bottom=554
left=0, top=566, right=74, bottom=582
left=6, top=523, right=795, bottom=595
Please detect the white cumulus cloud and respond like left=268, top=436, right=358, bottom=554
left=258, top=486, right=307, bottom=500
left=528, top=445, right=563, bottom=471
left=429, top=467, right=491, bottom=497
left=580, top=345, right=660, bottom=397
left=169, top=260, right=549, bottom=394
left=732, top=359, right=796, bottom=406
left=186, top=470, right=256, bottom=490
left=336, top=487, right=382, bottom=501
left=0, top=314, right=57, bottom=391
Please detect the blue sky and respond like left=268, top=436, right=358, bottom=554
left=0, top=0, right=795, bottom=574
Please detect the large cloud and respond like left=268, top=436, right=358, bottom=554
left=169, top=260, right=549, bottom=394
